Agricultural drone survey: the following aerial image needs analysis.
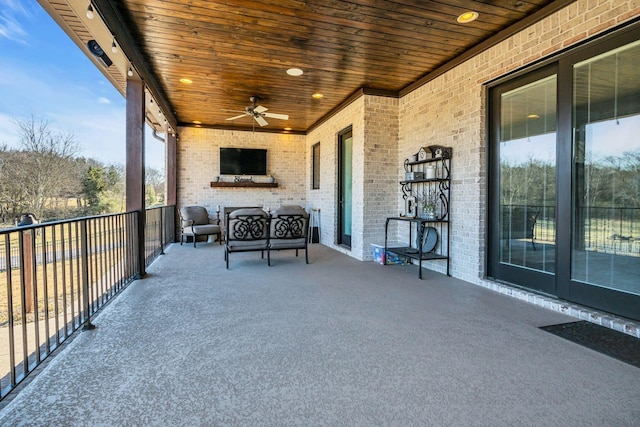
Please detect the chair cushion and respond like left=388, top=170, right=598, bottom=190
left=227, top=239, right=268, bottom=251
left=272, top=205, right=308, bottom=217
left=229, top=208, right=268, bottom=218
left=180, top=206, right=210, bottom=225
left=269, top=238, right=306, bottom=249
left=183, top=224, right=221, bottom=236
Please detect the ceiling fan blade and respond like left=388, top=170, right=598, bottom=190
left=262, top=112, right=289, bottom=120
left=226, top=114, right=247, bottom=121
left=254, top=105, right=268, bottom=114
left=254, top=115, right=269, bottom=126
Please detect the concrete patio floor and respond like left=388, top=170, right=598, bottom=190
left=0, top=243, right=639, bottom=426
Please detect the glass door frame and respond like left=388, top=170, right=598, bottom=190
left=337, top=127, right=352, bottom=248
left=487, top=64, right=558, bottom=296
left=557, top=24, right=640, bottom=320
left=487, top=22, right=640, bottom=320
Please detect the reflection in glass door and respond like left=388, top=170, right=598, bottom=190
left=338, top=129, right=352, bottom=247
left=490, top=71, right=557, bottom=294
left=571, top=40, right=640, bottom=298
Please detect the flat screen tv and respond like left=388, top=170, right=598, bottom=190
left=220, top=148, right=267, bottom=175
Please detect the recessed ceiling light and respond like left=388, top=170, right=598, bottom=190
left=457, top=11, right=479, bottom=24
left=527, top=114, right=540, bottom=119
left=193, top=120, right=201, bottom=124
left=312, top=93, right=323, bottom=99
left=180, top=78, right=193, bottom=84
left=287, top=68, right=304, bottom=76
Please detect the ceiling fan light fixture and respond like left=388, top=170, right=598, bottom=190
left=286, top=68, right=304, bottom=76
left=312, top=93, right=323, bottom=99
left=457, top=11, right=479, bottom=23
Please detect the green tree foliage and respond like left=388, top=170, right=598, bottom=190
left=82, top=165, right=123, bottom=215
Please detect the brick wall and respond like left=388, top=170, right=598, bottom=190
left=397, top=0, right=640, bottom=283
left=176, top=127, right=306, bottom=215
left=175, top=0, right=639, bottom=273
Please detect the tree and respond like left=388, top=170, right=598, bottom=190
left=12, top=116, right=79, bottom=217
left=82, top=165, right=122, bottom=215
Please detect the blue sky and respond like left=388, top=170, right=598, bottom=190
left=0, top=0, right=165, bottom=169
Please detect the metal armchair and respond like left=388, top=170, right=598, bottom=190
left=268, top=205, right=309, bottom=265
left=179, top=206, right=222, bottom=247
left=224, top=208, right=270, bottom=268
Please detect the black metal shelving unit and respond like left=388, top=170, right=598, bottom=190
left=384, top=147, right=451, bottom=279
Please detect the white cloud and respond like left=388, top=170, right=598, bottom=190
left=98, top=97, right=111, bottom=104
left=0, top=0, right=31, bottom=43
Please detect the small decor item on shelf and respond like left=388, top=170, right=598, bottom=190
left=405, top=171, right=424, bottom=181
left=234, top=175, right=254, bottom=183
left=409, top=153, right=418, bottom=162
left=421, top=189, right=438, bottom=219
left=425, top=165, right=436, bottom=179
left=417, top=147, right=432, bottom=161
left=405, top=195, right=417, bottom=218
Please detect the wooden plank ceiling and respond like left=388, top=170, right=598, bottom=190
left=95, top=0, right=562, bottom=133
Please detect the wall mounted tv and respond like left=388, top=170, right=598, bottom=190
left=220, top=148, right=268, bottom=175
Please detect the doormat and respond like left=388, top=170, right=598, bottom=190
left=540, top=321, right=640, bottom=369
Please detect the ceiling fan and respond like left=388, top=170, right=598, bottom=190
left=225, top=96, right=289, bottom=127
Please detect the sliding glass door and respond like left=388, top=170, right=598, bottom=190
left=489, top=24, right=640, bottom=320
left=489, top=67, right=557, bottom=294
left=568, top=39, right=640, bottom=317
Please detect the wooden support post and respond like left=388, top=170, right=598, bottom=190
left=126, top=77, right=146, bottom=278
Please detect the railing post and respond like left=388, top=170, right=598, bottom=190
left=81, top=219, right=95, bottom=330
left=21, top=230, right=34, bottom=313
left=159, top=207, right=165, bottom=255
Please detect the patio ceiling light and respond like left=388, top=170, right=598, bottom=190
left=287, top=68, right=304, bottom=76
left=457, top=11, right=479, bottom=24
left=193, top=120, right=202, bottom=124
left=86, top=2, right=95, bottom=19
left=111, top=38, right=118, bottom=53
left=180, top=78, right=193, bottom=84
left=527, top=114, right=540, bottom=119
left=312, top=93, right=323, bottom=99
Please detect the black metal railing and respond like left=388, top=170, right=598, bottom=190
left=144, top=206, right=176, bottom=266
left=0, top=206, right=175, bottom=401
left=502, top=204, right=639, bottom=256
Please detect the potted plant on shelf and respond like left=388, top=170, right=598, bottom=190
left=420, top=189, right=438, bottom=220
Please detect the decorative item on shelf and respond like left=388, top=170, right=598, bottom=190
left=427, top=145, right=452, bottom=159
left=267, top=174, right=275, bottom=183
left=409, top=153, right=418, bottom=162
left=405, top=171, right=424, bottom=181
left=234, top=175, right=254, bottom=183
left=405, top=195, right=417, bottom=218
left=417, top=147, right=432, bottom=161
left=214, top=176, right=220, bottom=183
left=425, top=165, right=436, bottom=179
left=420, top=189, right=438, bottom=220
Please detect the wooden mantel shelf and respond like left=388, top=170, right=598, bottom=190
left=210, top=181, right=278, bottom=188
